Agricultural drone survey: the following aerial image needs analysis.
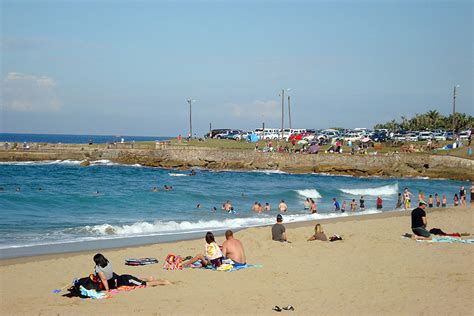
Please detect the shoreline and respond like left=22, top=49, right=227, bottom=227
left=0, top=207, right=443, bottom=265
left=1, top=206, right=472, bottom=315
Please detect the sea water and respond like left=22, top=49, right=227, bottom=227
left=0, top=160, right=466, bottom=258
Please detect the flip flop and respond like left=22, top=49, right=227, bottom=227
left=183, top=256, right=193, bottom=261
left=283, top=305, right=295, bottom=311
left=272, top=306, right=282, bottom=312
left=403, top=233, right=413, bottom=238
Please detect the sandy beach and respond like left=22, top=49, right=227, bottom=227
left=1, top=206, right=472, bottom=315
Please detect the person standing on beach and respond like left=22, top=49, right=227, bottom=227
left=442, top=194, right=447, bottom=207
left=427, top=195, right=434, bottom=208
left=341, top=200, right=347, bottom=213
left=279, top=200, right=288, bottom=213
left=221, top=230, right=246, bottom=266
left=396, top=193, right=402, bottom=209
left=411, top=201, right=431, bottom=240
left=359, top=196, right=365, bottom=211
left=310, top=198, right=317, bottom=214
left=272, top=214, right=288, bottom=242
left=453, top=194, right=459, bottom=206
left=418, top=191, right=425, bottom=203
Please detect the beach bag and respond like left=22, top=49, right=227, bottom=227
left=163, top=254, right=183, bottom=270
left=66, top=274, right=102, bottom=297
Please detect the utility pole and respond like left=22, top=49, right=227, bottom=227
left=187, top=99, right=192, bottom=139
left=288, top=95, right=292, bottom=129
left=209, top=122, right=212, bottom=137
left=281, top=89, right=285, bottom=140
left=452, top=85, right=459, bottom=137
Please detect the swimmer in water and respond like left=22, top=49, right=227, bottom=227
left=196, top=204, right=201, bottom=208
left=38, top=187, right=42, bottom=191
left=152, top=187, right=158, bottom=192
left=16, top=187, right=21, bottom=192
left=212, top=206, right=217, bottom=212
left=190, top=169, right=196, bottom=176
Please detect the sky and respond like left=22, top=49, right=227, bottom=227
left=1, top=0, right=472, bottom=137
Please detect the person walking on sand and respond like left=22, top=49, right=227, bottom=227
left=411, top=201, right=431, bottom=240
left=221, top=230, right=246, bottom=266
left=310, top=198, right=317, bottom=214
left=272, top=214, right=288, bottom=242
left=279, top=200, right=288, bottom=213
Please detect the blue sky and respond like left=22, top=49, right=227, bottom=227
left=1, top=0, right=472, bottom=136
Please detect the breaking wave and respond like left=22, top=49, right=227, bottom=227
left=295, top=189, right=322, bottom=199
left=339, top=183, right=399, bottom=196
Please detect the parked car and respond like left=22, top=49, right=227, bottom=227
left=215, top=129, right=240, bottom=139
left=370, top=132, right=387, bottom=142
left=406, top=133, right=418, bottom=142
left=445, top=131, right=454, bottom=140
left=392, top=133, right=406, bottom=141
left=433, top=132, right=447, bottom=141
left=459, top=131, right=470, bottom=140
left=418, top=132, right=433, bottom=141
left=233, top=131, right=252, bottom=141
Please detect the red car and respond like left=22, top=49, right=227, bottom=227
left=288, top=134, right=302, bottom=141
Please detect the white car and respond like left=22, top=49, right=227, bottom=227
left=459, top=131, right=470, bottom=140
left=392, top=133, right=406, bottom=141
left=233, top=132, right=252, bottom=141
left=406, top=133, right=418, bottom=142
left=433, top=132, right=446, bottom=141
left=343, top=132, right=363, bottom=142
left=418, top=132, right=433, bottom=141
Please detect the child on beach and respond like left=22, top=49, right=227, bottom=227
left=304, top=198, right=310, bottom=210
left=442, top=194, right=447, bottom=207
left=332, top=198, right=340, bottom=211
left=183, top=232, right=223, bottom=268
left=351, top=199, right=356, bottom=212
left=376, top=196, right=383, bottom=210
left=341, top=200, right=346, bottom=213
left=307, top=224, right=328, bottom=241
left=435, top=193, right=441, bottom=207
left=403, top=187, right=414, bottom=210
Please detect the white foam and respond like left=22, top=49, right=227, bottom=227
left=339, top=183, right=399, bottom=196
left=169, top=173, right=188, bottom=177
left=251, top=169, right=287, bottom=175
left=295, top=189, right=322, bottom=199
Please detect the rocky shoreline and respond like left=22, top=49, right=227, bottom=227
left=0, top=142, right=472, bottom=180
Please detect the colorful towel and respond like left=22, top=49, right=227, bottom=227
left=417, top=236, right=474, bottom=244
left=163, top=254, right=183, bottom=270
left=190, top=260, right=262, bottom=272
left=79, top=286, right=111, bottom=299
left=125, top=258, right=159, bottom=266
left=109, top=285, right=146, bottom=293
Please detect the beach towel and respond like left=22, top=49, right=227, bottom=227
left=417, top=236, right=474, bottom=244
left=109, top=285, right=146, bottom=294
left=190, top=260, right=262, bottom=272
left=125, top=258, right=159, bottom=266
left=79, top=285, right=111, bottom=299
left=163, top=254, right=183, bottom=270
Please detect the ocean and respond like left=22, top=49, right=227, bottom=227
left=0, top=159, right=467, bottom=259
left=0, top=133, right=170, bottom=144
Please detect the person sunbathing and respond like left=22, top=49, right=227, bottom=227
left=221, top=230, right=246, bottom=266
left=182, top=232, right=223, bottom=268
left=307, top=224, right=328, bottom=241
left=93, top=253, right=171, bottom=291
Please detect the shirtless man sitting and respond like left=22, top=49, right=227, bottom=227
left=221, top=230, right=246, bottom=266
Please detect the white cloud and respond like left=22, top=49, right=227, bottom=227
left=229, top=100, right=280, bottom=120
left=1, top=72, right=62, bottom=112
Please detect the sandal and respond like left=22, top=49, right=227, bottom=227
left=283, top=305, right=295, bottom=311
left=272, top=306, right=282, bottom=312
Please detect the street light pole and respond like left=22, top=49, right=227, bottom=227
left=281, top=89, right=285, bottom=140
left=187, top=99, right=194, bottom=139
left=452, top=85, right=459, bottom=137
left=288, top=95, right=292, bottom=130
